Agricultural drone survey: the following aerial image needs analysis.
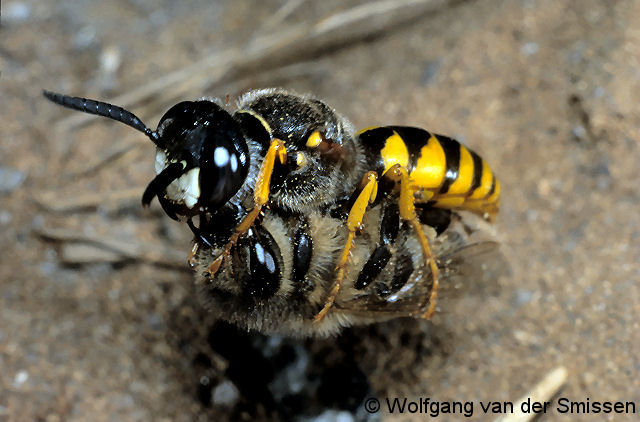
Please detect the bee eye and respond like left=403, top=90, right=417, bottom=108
left=200, top=126, right=249, bottom=208
left=153, top=100, right=250, bottom=213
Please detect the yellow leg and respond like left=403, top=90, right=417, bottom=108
left=206, top=139, right=287, bottom=277
left=314, top=172, right=378, bottom=322
left=188, top=242, right=199, bottom=267
left=385, top=164, right=439, bottom=318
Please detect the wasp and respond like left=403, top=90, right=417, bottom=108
left=43, top=88, right=500, bottom=336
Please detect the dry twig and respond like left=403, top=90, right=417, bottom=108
left=52, top=0, right=448, bottom=133
left=37, top=226, right=188, bottom=268
left=34, top=187, right=143, bottom=213
left=495, top=366, right=569, bottom=422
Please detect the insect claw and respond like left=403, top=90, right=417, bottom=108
left=207, top=255, right=224, bottom=278
left=187, top=242, right=199, bottom=267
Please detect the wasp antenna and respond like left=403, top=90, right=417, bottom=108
left=42, top=90, right=159, bottom=143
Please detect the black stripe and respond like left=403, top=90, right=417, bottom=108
left=357, top=127, right=395, bottom=172
left=437, top=135, right=461, bottom=194
left=357, top=127, right=395, bottom=150
left=355, top=245, right=392, bottom=290
left=416, top=207, right=452, bottom=236
left=388, top=126, right=431, bottom=172
left=486, top=173, right=496, bottom=199
left=468, top=149, right=484, bottom=197
left=424, top=200, right=437, bottom=208
left=292, top=224, right=313, bottom=292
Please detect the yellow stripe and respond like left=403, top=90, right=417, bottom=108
left=462, top=199, right=497, bottom=213
left=467, top=159, right=493, bottom=199
left=380, top=132, right=409, bottom=172
left=409, top=135, right=446, bottom=189
left=434, top=197, right=465, bottom=208
left=236, top=109, right=272, bottom=135
left=445, top=145, right=474, bottom=195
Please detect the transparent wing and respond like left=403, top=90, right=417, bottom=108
left=335, top=210, right=507, bottom=319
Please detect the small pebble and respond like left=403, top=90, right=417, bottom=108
left=39, top=261, right=57, bottom=276
left=0, top=167, right=26, bottom=194
left=514, top=289, right=534, bottom=306
left=572, top=125, right=587, bottom=140
left=421, top=60, right=441, bottom=85
left=100, top=45, right=122, bottom=75
left=593, top=86, right=605, bottom=98
left=73, top=25, right=97, bottom=49
left=0, top=210, right=12, bottom=225
left=307, top=409, right=355, bottom=422
left=4, top=2, right=31, bottom=24
left=212, top=380, right=240, bottom=406
left=13, top=370, right=29, bottom=388
left=521, top=42, right=539, bottom=56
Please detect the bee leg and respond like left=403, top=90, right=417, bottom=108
left=353, top=199, right=399, bottom=291
left=314, top=171, right=378, bottom=322
left=187, top=242, right=199, bottom=267
left=206, top=139, right=287, bottom=277
left=384, top=164, right=440, bottom=318
left=186, top=218, right=213, bottom=267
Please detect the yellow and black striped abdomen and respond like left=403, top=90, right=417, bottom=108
left=356, top=126, right=500, bottom=219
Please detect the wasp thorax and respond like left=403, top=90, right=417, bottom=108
left=149, top=101, right=250, bottom=218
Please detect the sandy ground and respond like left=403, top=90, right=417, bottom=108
left=1, top=0, right=639, bottom=420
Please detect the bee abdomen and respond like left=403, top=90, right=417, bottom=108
left=357, top=126, right=500, bottom=217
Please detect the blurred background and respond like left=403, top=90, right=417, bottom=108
left=1, top=0, right=639, bottom=420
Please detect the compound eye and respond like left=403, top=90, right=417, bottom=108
left=198, top=116, right=250, bottom=209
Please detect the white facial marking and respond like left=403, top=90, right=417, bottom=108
left=296, top=152, right=307, bottom=168
left=265, top=253, right=276, bottom=273
left=165, top=167, right=201, bottom=208
left=255, top=243, right=265, bottom=264
left=155, top=149, right=168, bottom=174
left=230, top=154, right=238, bottom=172
left=214, top=147, right=230, bottom=167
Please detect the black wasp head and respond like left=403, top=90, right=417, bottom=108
left=150, top=100, right=250, bottom=219
left=43, top=91, right=250, bottom=220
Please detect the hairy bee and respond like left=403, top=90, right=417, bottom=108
left=43, top=88, right=500, bottom=336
